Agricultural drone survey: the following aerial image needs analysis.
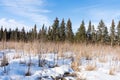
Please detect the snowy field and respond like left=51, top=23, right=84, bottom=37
left=0, top=49, right=120, bottom=80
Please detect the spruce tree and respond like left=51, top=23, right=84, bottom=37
left=91, top=25, right=96, bottom=43
left=7, top=28, right=12, bottom=41
left=38, top=29, right=41, bottom=40
left=117, top=21, right=120, bottom=45
left=26, top=31, right=32, bottom=42
left=87, top=21, right=92, bottom=43
left=3, top=28, right=7, bottom=41
left=97, top=20, right=106, bottom=43
left=33, top=24, right=37, bottom=41
left=47, top=26, right=52, bottom=41
left=103, top=27, right=109, bottom=43
left=66, top=19, right=74, bottom=42
left=0, top=27, right=3, bottom=41
left=40, top=24, right=47, bottom=41
left=110, top=20, right=115, bottom=46
left=76, top=20, right=86, bottom=42
left=15, top=28, right=18, bottom=41
left=10, top=30, right=14, bottom=41
left=20, top=27, right=25, bottom=42
left=52, top=17, right=60, bottom=41
left=60, top=19, right=66, bottom=41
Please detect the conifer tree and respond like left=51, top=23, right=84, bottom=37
left=33, top=24, right=37, bottom=41
left=40, top=24, right=47, bottom=41
left=3, top=28, right=7, bottom=41
left=87, top=21, right=92, bottom=43
left=26, top=31, right=32, bottom=42
left=91, top=25, right=96, bottom=43
left=10, top=30, right=14, bottom=41
left=110, top=20, right=115, bottom=46
left=76, top=20, right=86, bottom=42
left=66, top=19, right=74, bottom=42
left=0, top=27, right=3, bottom=41
left=7, top=28, right=12, bottom=41
left=103, top=27, right=109, bottom=43
left=97, top=20, right=106, bottom=43
left=52, top=17, right=60, bottom=41
left=117, top=21, right=120, bottom=45
left=20, top=27, right=25, bottom=42
left=15, top=28, right=18, bottom=41
left=60, top=19, right=66, bottom=41
left=47, top=26, right=52, bottom=41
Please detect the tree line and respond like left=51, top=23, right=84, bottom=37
left=0, top=17, right=120, bottom=46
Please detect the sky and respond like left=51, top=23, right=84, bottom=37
left=0, top=0, right=120, bottom=32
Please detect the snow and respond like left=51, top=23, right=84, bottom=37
left=0, top=49, right=120, bottom=80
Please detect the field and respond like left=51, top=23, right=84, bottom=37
left=0, top=42, right=120, bottom=80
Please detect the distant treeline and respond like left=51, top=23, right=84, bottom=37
left=0, top=17, right=120, bottom=46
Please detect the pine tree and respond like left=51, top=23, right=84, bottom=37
left=33, top=24, right=37, bottom=41
left=20, top=27, right=25, bottom=42
left=26, top=31, right=32, bottom=42
left=10, top=30, right=14, bottom=41
left=7, top=28, right=12, bottom=41
left=117, top=21, right=120, bottom=45
left=47, top=26, right=52, bottom=41
left=52, top=17, right=60, bottom=41
left=40, top=24, right=47, bottom=41
left=0, top=27, right=3, bottom=41
left=15, top=28, right=18, bottom=41
left=76, top=20, right=86, bottom=42
left=91, top=25, right=96, bottom=43
left=3, top=28, right=7, bottom=41
left=87, top=21, right=92, bottom=43
left=103, top=27, right=109, bottom=43
left=97, top=20, right=106, bottom=43
left=30, top=30, right=33, bottom=42
left=2, top=28, right=7, bottom=49
left=38, top=29, right=41, bottom=40
left=60, top=19, right=66, bottom=41
left=110, top=20, right=115, bottom=46
left=66, top=19, right=74, bottom=42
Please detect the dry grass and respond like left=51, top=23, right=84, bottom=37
left=1, top=41, right=120, bottom=69
left=13, top=54, right=21, bottom=59
left=71, top=61, right=80, bottom=71
left=98, top=56, right=107, bottom=63
left=1, top=41, right=120, bottom=61
left=85, top=63, right=96, bottom=71
left=1, top=41, right=120, bottom=56
left=109, top=67, right=116, bottom=75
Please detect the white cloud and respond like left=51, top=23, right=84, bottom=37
left=0, top=18, right=32, bottom=31
left=0, top=0, right=50, bottom=27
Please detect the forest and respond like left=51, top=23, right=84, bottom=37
left=0, top=18, right=120, bottom=46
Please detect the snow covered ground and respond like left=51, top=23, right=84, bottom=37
left=0, top=49, right=120, bottom=80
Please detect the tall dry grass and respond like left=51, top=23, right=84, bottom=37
left=1, top=41, right=120, bottom=57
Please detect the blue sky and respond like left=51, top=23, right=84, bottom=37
left=0, top=0, right=120, bottom=32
